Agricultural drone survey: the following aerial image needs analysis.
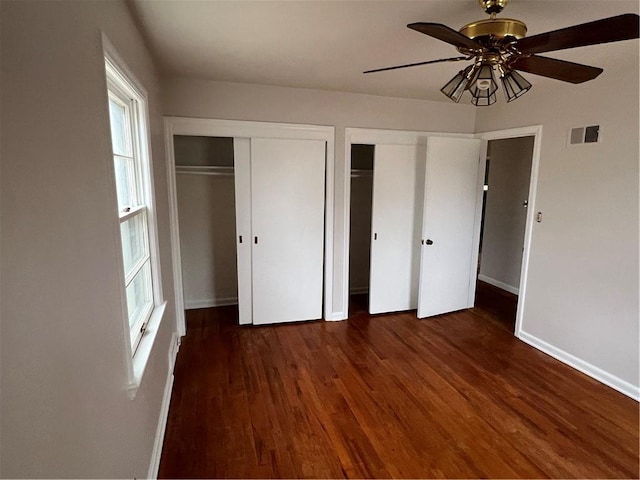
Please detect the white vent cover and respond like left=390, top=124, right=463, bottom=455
left=569, top=125, right=600, bottom=145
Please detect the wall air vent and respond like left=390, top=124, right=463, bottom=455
left=569, top=125, right=600, bottom=145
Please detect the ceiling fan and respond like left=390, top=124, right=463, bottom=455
left=364, top=0, right=639, bottom=105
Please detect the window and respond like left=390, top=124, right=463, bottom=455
left=104, top=41, right=164, bottom=370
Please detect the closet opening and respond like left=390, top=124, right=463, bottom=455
left=476, top=136, right=535, bottom=333
left=348, top=144, right=374, bottom=317
left=173, top=135, right=239, bottom=318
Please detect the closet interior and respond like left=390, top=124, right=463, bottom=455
left=348, top=144, right=374, bottom=311
left=174, top=135, right=239, bottom=311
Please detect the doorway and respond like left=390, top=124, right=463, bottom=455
left=173, top=135, right=239, bottom=313
left=476, top=135, right=535, bottom=333
left=346, top=136, right=482, bottom=320
left=348, top=144, right=374, bottom=316
left=347, top=142, right=426, bottom=317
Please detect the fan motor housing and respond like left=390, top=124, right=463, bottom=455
left=459, top=18, right=527, bottom=43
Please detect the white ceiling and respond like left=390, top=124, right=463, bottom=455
left=131, top=0, right=639, bottom=103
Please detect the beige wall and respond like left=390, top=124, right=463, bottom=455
left=480, top=136, right=534, bottom=291
left=163, top=78, right=477, bottom=316
left=475, top=52, right=639, bottom=389
left=1, top=0, right=176, bottom=477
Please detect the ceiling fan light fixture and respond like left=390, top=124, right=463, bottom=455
left=369, top=9, right=640, bottom=107
left=501, top=69, right=532, bottom=102
left=469, top=64, right=498, bottom=105
left=440, top=65, right=476, bottom=103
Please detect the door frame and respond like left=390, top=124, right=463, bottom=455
left=341, top=128, right=475, bottom=319
left=164, top=117, right=335, bottom=336
left=474, top=125, right=543, bottom=337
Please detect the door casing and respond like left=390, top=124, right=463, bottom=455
left=475, top=126, right=543, bottom=337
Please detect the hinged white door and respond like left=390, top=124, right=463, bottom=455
left=369, top=144, right=425, bottom=314
left=418, top=137, right=483, bottom=318
left=250, top=138, right=326, bottom=325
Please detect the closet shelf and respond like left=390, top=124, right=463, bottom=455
left=175, top=165, right=234, bottom=176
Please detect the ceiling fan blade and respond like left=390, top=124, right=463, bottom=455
left=363, top=56, right=469, bottom=74
left=407, top=23, right=484, bottom=50
left=516, top=13, right=640, bottom=54
left=510, top=55, right=603, bottom=84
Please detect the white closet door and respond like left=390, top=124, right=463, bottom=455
left=233, top=138, right=253, bottom=325
left=418, top=137, right=483, bottom=318
left=369, top=144, right=425, bottom=314
left=250, top=138, right=326, bottom=325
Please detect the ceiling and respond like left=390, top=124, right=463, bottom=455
left=130, top=0, right=639, bottom=103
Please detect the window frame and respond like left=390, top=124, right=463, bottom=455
left=102, top=33, right=166, bottom=397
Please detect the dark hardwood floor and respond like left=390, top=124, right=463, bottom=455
left=158, top=289, right=639, bottom=478
left=474, top=280, right=518, bottom=333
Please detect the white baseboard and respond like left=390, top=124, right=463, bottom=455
left=518, top=330, right=640, bottom=401
left=349, top=286, right=369, bottom=295
left=185, top=297, right=238, bottom=310
left=147, top=333, right=179, bottom=479
left=478, top=274, right=519, bottom=295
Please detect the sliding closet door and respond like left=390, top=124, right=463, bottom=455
left=418, top=137, right=483, bottom=318
left=233, top=138, right=253, bottom=325
left=369, top=144, right=425, bottom=314
left=250, top=138, right=326, bottom=325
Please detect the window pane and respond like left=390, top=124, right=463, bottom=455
left=114, top=155, right=135, bottom=211
left=126, top=261, right=152, bottom=330
left=108, top=98, right=130, bottom=156
left=120, top=212, right=148, bottom=277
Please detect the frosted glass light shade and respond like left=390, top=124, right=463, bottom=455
left=501, top=70, right=532, bottom=102
left=471, top=91, right=497, bottom=106
left=470, top=64, right=498, bottom=106
left=440, top=65, right=475, bottom=103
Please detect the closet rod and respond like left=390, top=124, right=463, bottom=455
left=175, top=165, right=234, bottom=176
left=351, top=169, right=373, bottom=178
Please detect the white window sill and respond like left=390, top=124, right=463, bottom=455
left=127, top=301, right=167, bottom=399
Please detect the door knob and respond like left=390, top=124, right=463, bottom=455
left=425, top=239, right=434, bottom=245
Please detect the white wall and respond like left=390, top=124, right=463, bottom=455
left=1, top=1, right=176, bottom=477
left=177, top=175, right=238, bottom=307
left=174, top=136, right=238, bottom=307
left=163, top=78, right=477, bottom=318
left=475, top=52, right=639, bottom=392
left=480, top=136, right=534, bottom=292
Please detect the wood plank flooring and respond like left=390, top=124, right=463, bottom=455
left=158, top=290, right=639, bottom=478
left=474, top=280, right=518, bottom=333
